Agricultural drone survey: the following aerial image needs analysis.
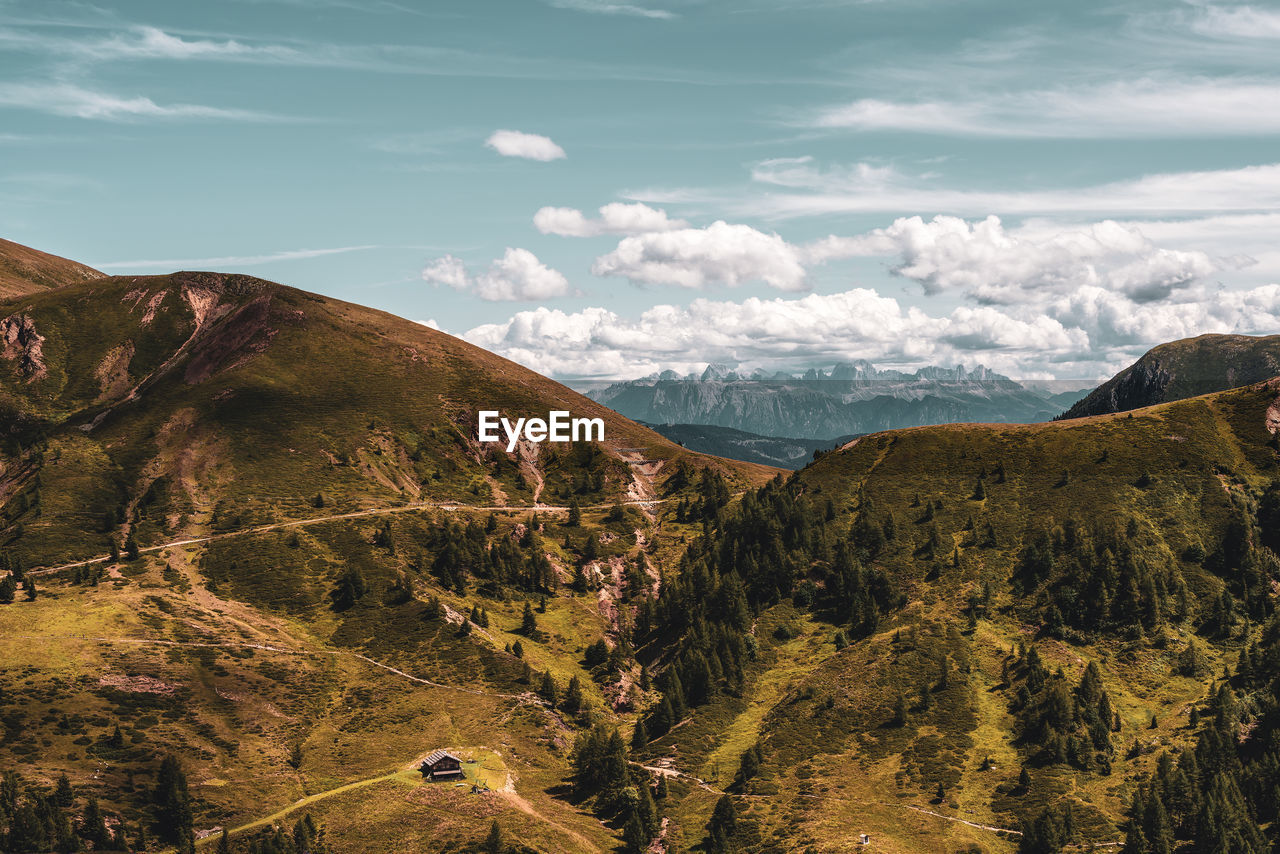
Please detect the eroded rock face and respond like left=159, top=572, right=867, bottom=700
left=1266, top=395, right=1280, bottom=436
left=1, top=314, right=47, bottom=381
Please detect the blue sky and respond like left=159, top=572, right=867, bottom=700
left=2, top=0, right=1279, bottom=383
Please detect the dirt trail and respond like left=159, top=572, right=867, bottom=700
left=494, top=769, right=603, bottom=854
left=899, top=804, right=1021, bottom=836
left=179, top=751, right=601, bottom=853
left=28, top=496, right=676, bottom=577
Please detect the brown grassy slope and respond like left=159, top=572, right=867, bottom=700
left=0, top=237, right=105, bottom=298
left=0, top=270, right=776, bottom=565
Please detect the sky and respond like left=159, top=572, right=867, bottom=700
left=2, top=0, right=1279, bottom=385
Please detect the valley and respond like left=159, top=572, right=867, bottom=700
left=1, top=240, right=1279, bottom=854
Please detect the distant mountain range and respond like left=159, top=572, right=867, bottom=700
left=587, top=362, right=1090, bottom=441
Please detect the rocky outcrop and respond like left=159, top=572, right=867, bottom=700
left=1, top=314, right=47, bottom=381
left=1062, top=334, right=1280, bottom=419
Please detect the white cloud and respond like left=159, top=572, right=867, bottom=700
left=1190, top=4, right=1280, bottom=39
left=422, top=248, right=572, bottom=301
left=0, top=81, right=275, bottom=121
left=811, top=78, right=1280, bottom=138
left=96, top=245, right=380, bottom=270
left=577, top=212, right=1222, bottom=304
left=592, top=221, right=810, bottom=290
left=0, top=25, right=308, bottom=63
left=461, top=288, right=1089, bottom=380
left=1049, top=283, right=1280, bottom=350
left=829, top=215, right=1219, bottom=303
left=534, top=202, right=688, bottom=237
left=484, top=130, right=566, bottom=161
left=662, top=159, right=1280, bottom=219
left=463, top=282, right=1280, bottom=381
left=546, top=0, right=676, bottom=18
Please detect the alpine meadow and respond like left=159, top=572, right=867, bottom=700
left=4, top=2, right=1280, bottom=853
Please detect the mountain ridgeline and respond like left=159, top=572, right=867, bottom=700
left=628, top=378, right=1280, bottom=852
left=588, top=362, right=1088, bottom=442
left=1061, top=334, right=1280, bottom=420
left=0, top=237, right=105, bottom=299
left=3, top=237, right=1280, bottom=854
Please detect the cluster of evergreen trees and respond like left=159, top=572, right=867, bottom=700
left=634, top=475, right=904, bottom=743
left=668, top=466, right=732, bottom=523
left=1016, top=519, right=1192, bottom=640
left=424, top=516, right=556, bottom=595
left=1, top=770, right=130, bottom=852
left=568, top=724, right=663, bottom=854
left=0, top=553, right=36, bottom=603
left=1008, top=648, right=1115, bottom=772
left=224, top=812, right=326, bottom=854
left=1022, top=493, right=1280, bottom=643
left=1118, top=607, right=1280, bottom=853
left=0, top=755, right=192, bottom=853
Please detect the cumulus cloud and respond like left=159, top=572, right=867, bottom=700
left=837, top=215, right=1218, bottom=303
left=484, top=130, right=566, bottom=161
left=463, top=282, right=1280, bottom=381
left=534, top=202, right=688, bottom=237
left=463, top=288, right=1090, bottom=379
left=576, top=211, right=1220, bottom=303
left=591, top=221, right=810, bottom=290
left=422, top=248, right=572, bottom=301
left=811, top=79, right=1280, bottom=138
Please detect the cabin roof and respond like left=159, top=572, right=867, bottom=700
left=422, top=749, right=461, bottom=767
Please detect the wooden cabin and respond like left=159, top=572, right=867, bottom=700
left=420, top=749, right=464, bottom=781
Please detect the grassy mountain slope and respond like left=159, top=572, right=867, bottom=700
left=0, top=237, right=105, bottom=298
left=630, top=379, right=1280, bottom=853
left=0, top=264, right=777, bottom=853
left=0, top=270, right=773, bottom=567
left=1062, top=333, right=1280, bottom=419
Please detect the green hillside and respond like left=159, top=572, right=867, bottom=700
left=3, top=244, right=1280, bottom=854
left=0, top=259, right=775, bottom=854
left=628, top=380, right=1280, bottom=853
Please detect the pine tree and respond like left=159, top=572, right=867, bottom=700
left=54, top=773, right=74, bottom=807
left=154, top=754, right=195, bottom=852
left=562, top=675, right=584, bottom=714
left=623, top=813, right=649, bottom=854
left=706, top=795, right=738, bottom=853
left=631, top=719, right=649, bottom=750
left=539, top=670, right=558, bottom=706
left=484, top=820, right=504, bottom=854
left=521, top=602, right=538, bottom=637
